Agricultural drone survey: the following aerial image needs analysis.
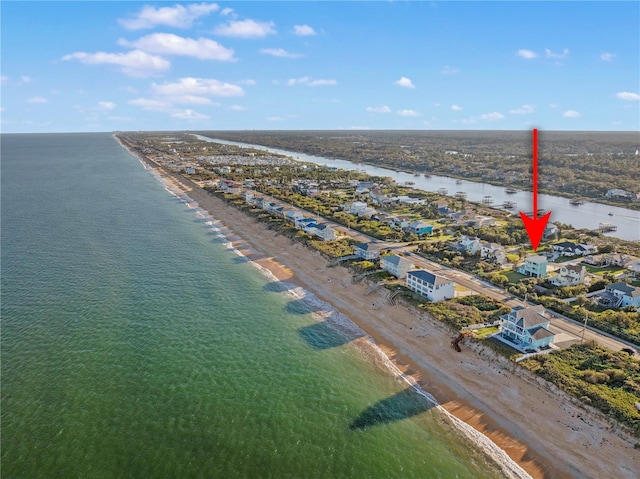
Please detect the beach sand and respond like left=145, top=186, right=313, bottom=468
left=123, top=142, right=639, bottom=479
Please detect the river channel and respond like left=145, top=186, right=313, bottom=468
left=195, top=135, right=639, bottom=242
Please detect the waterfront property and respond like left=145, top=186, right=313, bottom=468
left=310, top=223, right=336, bottom=241
left=380, top=254, right=414, bottom=279
left=353, top=242, right=381, bottom=260
left=406, top=270, right=454, bottom=302
left=518, top=256, right=548, bottom=278
left=499, top=305, right=555, bottom=352
left=552, top=241, right=596, bottom=257
left=597, top=282, right=640, bottom=309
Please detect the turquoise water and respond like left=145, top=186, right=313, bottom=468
left=1, top=133, right=512, bottom=478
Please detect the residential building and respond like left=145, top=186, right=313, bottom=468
left=499, top=305, right=555, bottom=351
left=518, top=256, right=548, bottom=278
left=473, top=215, right=496, bottom=228
left=458, top=235, right=481, bottom=254
left=380, top=254, right=414, bottom=279
left=311, top=223, right=336, bottom=241
left=549, top=264, right=586, bottom=286
left=353, top=242, right=380, bottom=260
left=406, top=270, right=454, bottom=302
left=598, top=283, right=640, bottom=309
left=543, top=223, right=559, bottom=240
left=295, top=217, right=317, bottom=231
left=480, top=242, right=506, bottom=264
left=552, top=241, right=595, bottom=257
left=284, top=210, right=304, bottom=224
left=407, top=221, right=433, bottom=235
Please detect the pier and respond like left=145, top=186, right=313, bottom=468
left=598, top=222, right=617, bottom=233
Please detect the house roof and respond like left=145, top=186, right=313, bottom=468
left=528, top=325, right=555, bottom=341
left=354, top=242, right=379, bottom=252
left=407, top=269, right=451, bottom=286
left=563, top=264, right=584, bottom=273
left=525, top=255, right=547, bottom=264
left=607, top=282, right=640, bottom=297
left=510, top=305, right=547, bottom=328
left=382, top=254, right=412, bottom=267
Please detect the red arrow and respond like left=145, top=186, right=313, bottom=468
left=519, top=128, right=551, bottom=251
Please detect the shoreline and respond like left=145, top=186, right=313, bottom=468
left=116, top=135, right=639, bottom=479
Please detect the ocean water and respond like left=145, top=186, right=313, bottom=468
left=1, top=133, right=519, bottom=478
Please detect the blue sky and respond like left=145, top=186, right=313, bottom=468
left=1, top=1, right=639, bottom=132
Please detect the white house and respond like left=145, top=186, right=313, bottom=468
left=458, top=235, right=481, bottom=254
left=518, top=255, right=548, bottom=278
left=344, top=201, right=368, bottom=215
left=353, top=242, right=380, bottom=260
left=480, top=242, right=506, bottom=264
left=597, top=283, right=640, bottom=309
left=311, top=223, right=336, bottom=241
left=406, top=270, right=455, bottom=302
left=552, top=242, right=595, bottom=257
left=284, top=210, right=304, bottom=224
left=549, top=264, right=586, bottom=286
left=380, top=254, right=414, bottom=279
left=473, top=215, right=496, bottom=228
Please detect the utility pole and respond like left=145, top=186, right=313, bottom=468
left=581, top=313, right=588, bottom=344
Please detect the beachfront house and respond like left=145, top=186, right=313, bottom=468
left=296, top=217, right=317, bottom=232
left=284, top=210, right=304, bottom=224
left=310, top=223, right=336, bottom=241
left=597, top=283, right=640, bottom=309
left=499, top=305, right=555, bottom=352
left=380, top=254, right=414, bottom=279
left=549, top=264, right=587, bottom=287
left=518, top=256, right=548, bottom=278
left=406, top=270, right=454, bottom=302
left=353, top=242, right=380, bottom=260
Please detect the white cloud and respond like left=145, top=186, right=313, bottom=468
left=98, top=101, right=116, bottom=110
left=615, top=91, right=640, bottom=101
left=266, top=116, right=284, bottom=121
left=119, top=33, right=235, bottom=61
left=367, top=105, right=392, bottom=113
left=229, top=105, right=247, bottom=111
left=220, top=7, right=234, bottom=16
left=545, top=48, right=569, bottom=60
left=62, top=50, right=170, bottom=77
left=171, top=109, right=210, bottom=120
left=440, top=66, right=459, bottom=75
left=509, top=104, right=534, bottom=115
left=397, top=109, right=421, bottom=117
left=260, top=48, right=303, bottom=58
left=451, top=104, right=462, bottom=111
left=27, top=96, right=48, bottom=104
left=287, top=77, right=336, bottom=86
left=600, top=52, right=615, bottom=61
left=152, top=77, right=244, bottom=98
left=214, top=19, right=276, bottom=38
left=563, top=110, right=580, bottom=118
left=480, top=112, right=505, bottom=121
left=293, top=24, right=316, bottom=36
left=171, top=95, right=215, bottom=105
left=517, top=49, right=537, bottom=59
left=394, top=76, right=415, bottom=88
left=129, top=98, right=173, bottom=111
left=119, top=3, right=219, bottom=30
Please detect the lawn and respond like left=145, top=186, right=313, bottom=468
left=505, top=270, right=528, bottom=283
left=584, top=265, right=625, bottom=276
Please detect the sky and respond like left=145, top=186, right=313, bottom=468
left=1, top=1, right=639, bottom=133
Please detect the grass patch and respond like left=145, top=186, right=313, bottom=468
left=505, top=270, right=528, bottom=283
left=584, top=265, right=625, bottom=276
left=472, top=326, right=499, bottom=338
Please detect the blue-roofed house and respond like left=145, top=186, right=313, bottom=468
left=499, top=305, right=555, bottom=352
left=406, top=270, right=454, bottom=302
left=380, top=254, right=414, bottom=279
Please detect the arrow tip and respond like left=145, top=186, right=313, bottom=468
left=519, top=211, right=552, bottom=251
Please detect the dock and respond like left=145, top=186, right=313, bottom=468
left=598, top=222, right=617, bottom=232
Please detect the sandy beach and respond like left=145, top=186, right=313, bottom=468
left=122, top=141, right=639, bottom=479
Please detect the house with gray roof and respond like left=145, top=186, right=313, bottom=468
left=353, top=242, right=381, bottom=260
left=598, top=282, right=640, bottom=309
left=380, top=254, right=414, bottom=279
left=499, top=305, right=555, bottom=352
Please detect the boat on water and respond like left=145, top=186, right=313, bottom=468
left=505, top=187, right=518, bottom=194
left=608, top=212, right=614, bottom=216
left=423, top=173, right=431, bottom=178
left=569, top=198, right=585, bottom=205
